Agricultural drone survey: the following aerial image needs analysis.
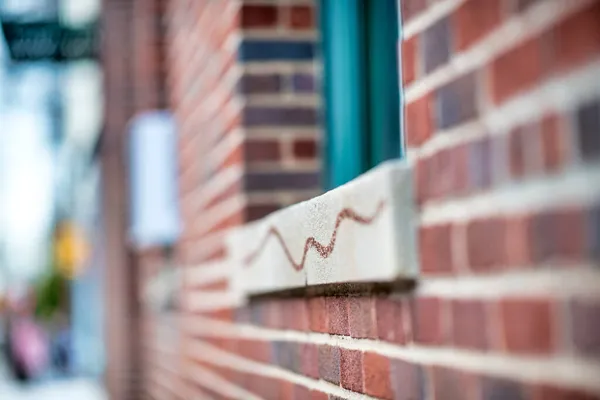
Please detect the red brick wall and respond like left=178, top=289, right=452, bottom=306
left=104, top=0, right=600, bottom=399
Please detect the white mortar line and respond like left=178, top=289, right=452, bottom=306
left=187, top=363, right=264, bottom=400
left=402, top=0, right=464, bottom=39
left=405, top=0, right=595, bottom=102
left=187, top=341, right=380, bottom=400
left=242, top=95, right=321, bottom=107
left=192, top=194, right=247, bottom=238
left=242, top=62, right=316, bottom=74
left=206, top=128, right=244, bottom=173
left=185, top=260, right=232, bottom=287
left=420, top=161, right=600, bottom=225
left=193, top=165, right=244, bottom=211
left=185, top=291, right=245, bottom=312
left=411, top=60, right=600, bottom=159
left=184, top=319, right=600, bottom=394
left=417, top=267, right=600, bottom=300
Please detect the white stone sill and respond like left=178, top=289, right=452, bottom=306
left=226, top=160, right=418, bottom=297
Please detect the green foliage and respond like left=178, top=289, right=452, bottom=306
left=34, top=268, right=67, bottom=320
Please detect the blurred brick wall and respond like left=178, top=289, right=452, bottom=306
left=103, top=0, right=600, bottom=399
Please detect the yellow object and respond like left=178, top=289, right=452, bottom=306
left=54, top=222, right=89, bottom=278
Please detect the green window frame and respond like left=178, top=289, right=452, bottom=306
left=320, top=0, right=403, bottom=189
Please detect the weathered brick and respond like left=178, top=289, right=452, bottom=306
left=466, top=217, right=507, bottom=272
left=375, top=298, right=409, bottom=344
left=288, top=5, right=314, bottom=29
left=401, top=0, right=427, bottom=23
left=570, top=299, right=600, bottom=355
left=293, top=139, right=318, bottom=159
left=283, top=298, right=309, bottom=331
left=411, top=297, right=445, bottom=346
left=308, top=297, right=328, bottom=333
left=244, top=171, right=320, bottom=191
left=435, top=72, right=478, bottom=130
left=499, top=298, right=556, bottom=354
left=419, top=224, right=453, bottom=275
left=300, top=343, right=319, bottom=379
left=406, top=94, right=433, bottom=147
left=318, top=345, right=340, bottom=384
left=240, top=4, right=278, bottom=28
left=505, top=214, right=534, bottom=267
left=291, top=73, right=315, bottom=92
left=402, top=36, right=417, bottom=86
left=431, top=367, right=478, bottom=400
left=540, top=113, right=569, bottom=172
left=576, top=98, right=600, bottom=162
left=243, top=106, right=317, bottom=127
left=244, top=140, right=281, bottom=162
left=451, top=300, right=489, bottom=350
left=340, top=349, right=363, bottom=393
left=454, top=0, right=502, bottom=51
left=327, top=297, right=349, bottom=336
left=490, top=36, right=544, bottom=104
left=468, top=136, right=494, bottom=190
left=272, top=341, right=299, bottom=372
left=480, top=377, right=525, bottom=400
left=589, top=203, right=600, bottom=262
left=363, top=352, right=393, bottom=399
left=390, top=359, right=425, bottom=400
left=238, top=73, right=282, bottom=94
left=237, top=339, right=271, bottom=363
left=422, top=17, right=452, bottom=73
left=239, top=40, right=315, bottom=62
left=532, top=208, right=586, bottom=262
left=532, top=385, right=600, bottom=400
left=348, top=296, right=376, bottom=339
left=552, top=2, right=600, bottom=73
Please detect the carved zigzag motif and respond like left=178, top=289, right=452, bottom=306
left=242, top=200, right=387, bottom=271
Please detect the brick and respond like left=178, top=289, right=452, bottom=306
left=553, top=3, right=600, bottom=73
left=466, top=217, right=507, bottom=272
left=451, top=300, right=489, bottom=350
left=240, top=4, right=278, bottom=28
left=293, top=385, right=312, bottom=400
left=540, top=113, right=568, bottom=172
left=570, top=299, right=600, bottom=355
left=532, top=208, right=586, bottom=262
left=589, top=203, right=600, bottom=262
left=406, top=94, right=433, bottom=147
left=435, top=72, right=478, bottom=130
left=291, top=73, right=315, bottom=92
left=348, top=296, right=377, bottom=339
left=244, top=140, right=280, bottom=162
left=375, top=298, right=409, bottom=344
left=422, top=17, right=452, bottom=73
left=340, top=349, right=363, bottom=393
left=263, top=300, right=284, bottom=329
left=401, top=0, right=427, bottom=23
left=283, top=298, right=309, bottom=331
left=249, top=301, right=265, bottom=326
left=454, top=0, right=502, bottom=51
left=238, top=73, right=282, bottom=94
left=272, top=341, right=299, bottom=372
left=288, top=5, right=314, bottom=29
left=490, top=37, right=543, bottom=104
left=508, top=123, right=532, bottom=179
left=318, top=345, right=340, bottom=384
left=246, top=204, right=279, bottom=222
left=308, top=297, right=328, bottom=333
left=327, top=297, right=349, bottom=335
left=468, top=136, right=494, bottom=190
left=402, top=36, right=417, bottom=86
left=244, top=171, right=320, bottom=191
left=237, top=339, right=271, bottom=363
left=243, top=106, right=317, bottom=127
left=499, top=298, right=556, bottom=354
left=390, top=359, right=424, bottom=400
left=480, top=377, right=525, bottom=400
left=311, top=391, right=328, bottom=400
left=576, top=98, right=600, bottom=162
left=512, top=0, right=543, bottom=12
left=411, top=297, right=445, bottom=346
left=300, top=343, right=319, bottom=379
left=363, top=352, right=393, bottom=399
left=239, top=40, right=315, bottom=62
left=293, top=139, right=317, bottom=159
left=532, top=385, right=600, bottom=400
left=419, top=224, right=453, bottom=275
left=431, top=367, right=478, bottom=400
left=415, top=156, right=430, bottom=205
left=505, top=214, right=534, bottom=266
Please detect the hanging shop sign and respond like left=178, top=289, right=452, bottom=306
left=1, top=20, right=98, bottom=62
